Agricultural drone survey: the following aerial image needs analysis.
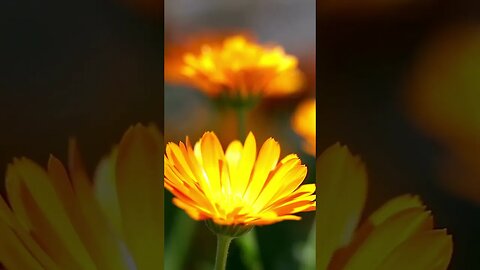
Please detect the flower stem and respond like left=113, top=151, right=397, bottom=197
left=165, top=211, right=197, bottom=270
left=236, top=106, right=247, bottom=141
left=237, top=230, right=263, bottom=270
left=214, top=235, right=233, bottom=270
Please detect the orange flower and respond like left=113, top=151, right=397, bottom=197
left=165, top=32, right=247, bottom=85
left=292, top=99, right=316, bottom=156
left=166, top=34, right=304, bottom=99
left=164, top=131, right=315, bottom=226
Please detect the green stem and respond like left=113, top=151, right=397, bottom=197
left=165, top=211, right=197, bottom=270
left=214, top=235, right=233, bottom=270
left=236, top=106, right=247, bottom=141
left=237, top=230, right=263, bottom=270
left=299, top=220, right=316, bottom=270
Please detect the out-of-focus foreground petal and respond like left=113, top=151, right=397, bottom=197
left=316, top=144, right=367, bottom=270
left=0, top=123, right=164, bottom=270
left=317, top=144, right=453, bottom=270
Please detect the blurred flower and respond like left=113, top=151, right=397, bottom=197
left=292, top=99, right=316, bottom=156
left=165, top=32, right=252, bottom=85
left=164, top=131, right=315, bottom=226
left=166, top=34, right=304, bottom=101
left=0, top=124, right=163, bottom=269
left=317, top=144, right=453, bottom=270
left=405, top=24, right=480, bottom=204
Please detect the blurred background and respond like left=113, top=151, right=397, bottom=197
left=164, top=1, right=316, bottom=270
left=318, top=0, right=480, bottom=269
left=0, top=0, right=163, bottom=174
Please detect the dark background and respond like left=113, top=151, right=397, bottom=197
left=0, top=0, right=163, bottom=176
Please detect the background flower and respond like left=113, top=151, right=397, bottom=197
left=174, top=35, right=304, bottom=99
left=292, top=99, right=316, bottom=156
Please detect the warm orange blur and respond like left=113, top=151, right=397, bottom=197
left=165, top=34, right=304, bottom=99
left=406, top=24, right=480, bottom=204
left=165, top=32, right=253, bottom=85
left=292, top=99, right=316, bottom=156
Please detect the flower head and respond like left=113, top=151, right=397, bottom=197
left=0, top=124, right=164, bottom=269
left=170, top=34, right=304, bottom=100
left=317, top=144, right=453, bottom=270
left=292, top=99, right=316, bottom=156
left=164, top=131, right=316, bottom=226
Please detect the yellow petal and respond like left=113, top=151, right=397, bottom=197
left=253, top=156, right=303, bottom=211
left=0, top=197, right=59, bottom=270
left=116, top=124, right=164, bottom=269
left=247, top=214, right=301, bottom=226
left=93, top=148, right=122, bottom=238
left=233, top=132, right=257, bottom=198
left=225, top=140, right=243, bottom=194
left=164, top=165, right=212, bottom=211
left=172, top=197, right=209, bottom=221
left=165, top=142, right=198, bottom=184
left=316, top=144, right=367, bottom=270
left=8, top=158, right=95, bottom=269
left=0, top=219, right=44, bottom=270
left=173, top=139, right=216, bottom=208
left=69, top=140, right=131, bottom=270
left=343, top=208, right=433, bottom=270
left=272, top=164, right=308, bottom=201
left=47, top=155, right=76, bottom=216
left=377, top=229, right=453, bottom=270
left=368, top=194, right=424, bottom=226
left=262, top=183, right=316, bottom=212
left=200, top=132, right=224, bottom=196
left=244, top=137, right=280, bottom=203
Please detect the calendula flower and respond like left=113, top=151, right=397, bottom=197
left=173, top=35, right=304, bottom=100
left=292, top=99, right=316, bottom=156
left=0, top=124, right=163, bottom=269
left=164, top=131, right=316, bottom=227
left=317, top=144, right=453, bottom=270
